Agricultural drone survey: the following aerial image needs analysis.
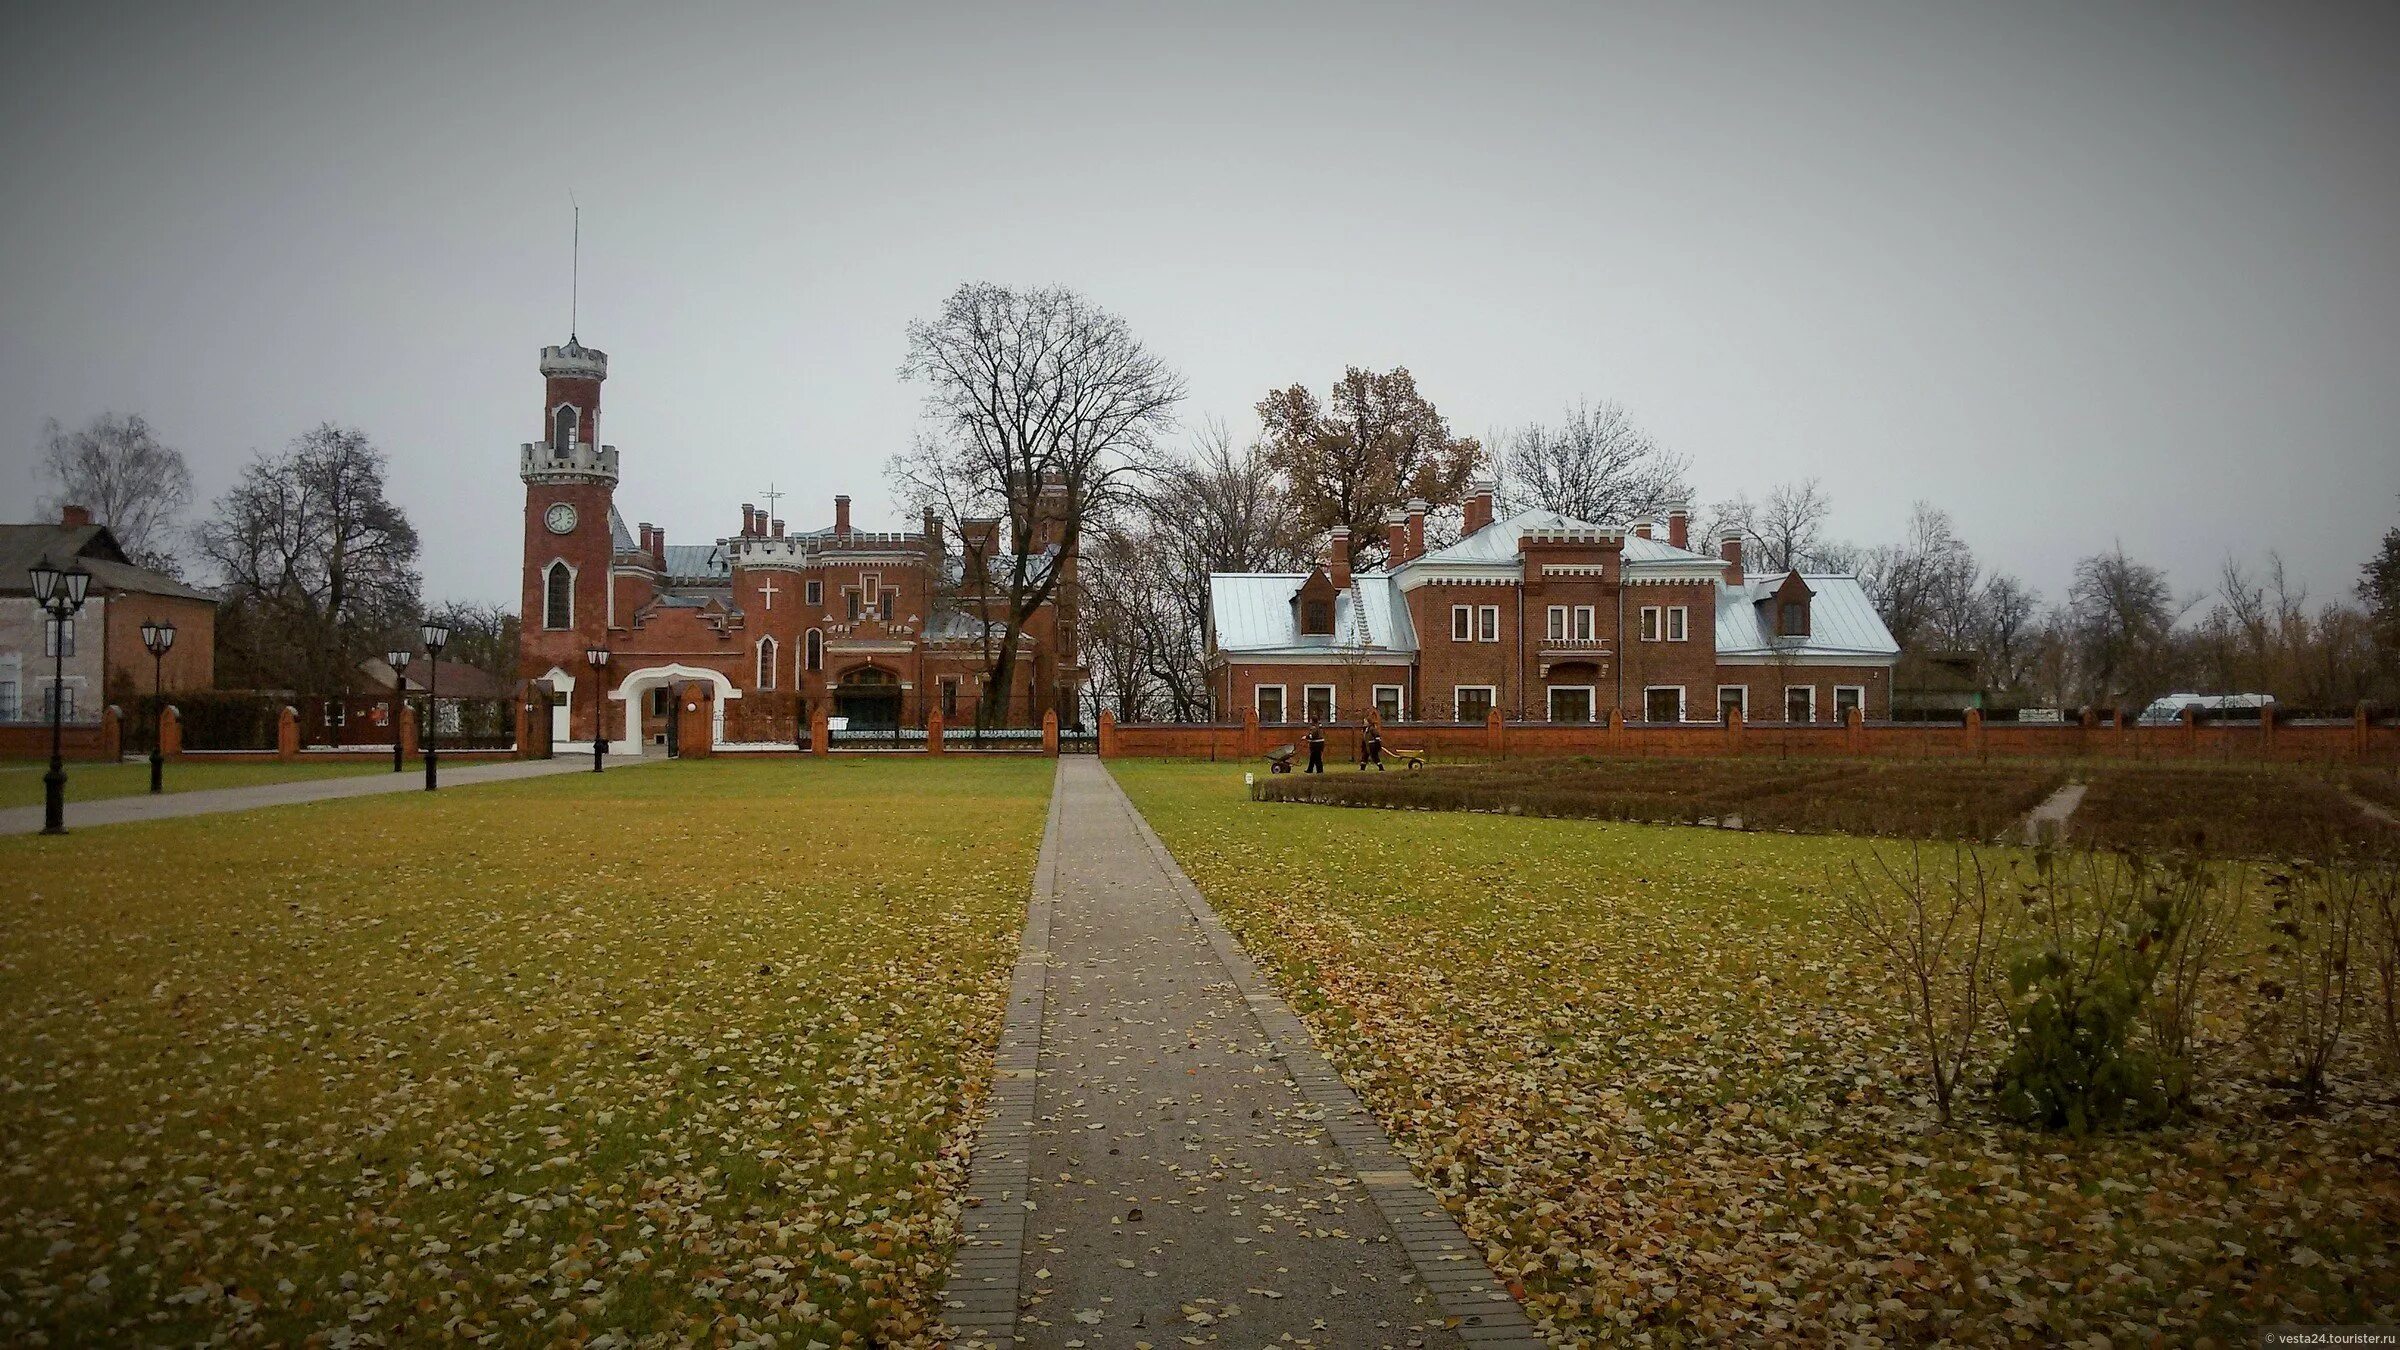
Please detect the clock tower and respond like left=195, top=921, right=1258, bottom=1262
left=518, top=336, right=619, bottom=739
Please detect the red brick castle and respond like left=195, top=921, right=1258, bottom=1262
left=517, top=334, right=1082, bottom=748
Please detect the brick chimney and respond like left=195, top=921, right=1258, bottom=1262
left=834, top=495, right=852, bottom=536
left=1462, top=476, right=1496, bottom=537
left=1719, top=529, right=1744, bottom=586
left=1406, top=499, right=1427, bottom=562
left=652, top=526, right=668, bottom=572
left=771, top=517, right=784, bottom=539
left=60, top=504, right=91, bottom=528
left=1383, top=509, right=1409, bottom=564
left=1329, top=526, right=1352, bottom=590
left=740, top=504, right=758, bottom=537
left=1632, top=517, right=1654, bottom=540
left=1665, top=499, right=1691, bottom=551
left=921, top=506, right=942, bottom=553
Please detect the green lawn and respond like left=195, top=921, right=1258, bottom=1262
left=0, top=756, right=1053, bottom=1346
left=0, top=757, right=392, bottom=807
left=1111, top=759, right=2400, bottom=1345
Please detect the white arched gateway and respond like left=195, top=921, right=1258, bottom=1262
left=608, top=663, right=740, bottom=750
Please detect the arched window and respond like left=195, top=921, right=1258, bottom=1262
left=544, top=560, right=573, bottom=630
left=804, top=628, right=823, bottom=672
left=756, top=636, right=778, bottom=691
left=551, top=404, right=579, bottom=454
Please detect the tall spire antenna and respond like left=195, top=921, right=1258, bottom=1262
left=569, top=191, right=580, bottom=340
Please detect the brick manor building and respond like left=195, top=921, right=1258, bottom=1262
left=1206, top=480, right=1899, bottom=726
left=517, top=333, right=1082, bottom=748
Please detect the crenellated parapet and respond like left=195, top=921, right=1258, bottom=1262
left=520, top=440, right=619, bottom=485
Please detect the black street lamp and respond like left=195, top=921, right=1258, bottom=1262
left=421, top=620, right=450, bottom=791
left=385, top=647, right=413, bottom=773
left=29, top=556, right=92, bottom=835
left=140, top=619, right=176, bottom=794
left=585, top=645, right=611, bottom=772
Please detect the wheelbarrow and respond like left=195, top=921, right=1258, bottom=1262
left=1263, top=743, right=1297, bottom=774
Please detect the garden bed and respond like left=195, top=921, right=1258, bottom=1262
left=2073, top=763, right=2394, bottom=857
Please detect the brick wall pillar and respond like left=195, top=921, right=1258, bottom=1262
left=1243, top=707, right=1260, bottom=758
left=1098, top=710, right=1117, bottom=758
left=1846, top=704, right=1865, bottom=753
left=1486, top=706, right=1505, bottom=756
left=1606, top=706, right=1625, bottom=753
left=2181, top=705, right=2198, bottom=756
left=102, top=704, right=122, bottom=760
left=1042, top=708, right=1059, bottom=757
left=2260, top=702, right=2277, bottom=758
left=277, top=705, right=300, bottom=761
left=2359, top=702, right=2373, bottom=759
left=810, top=710, right=830, bottom=755
left=927, top=710, right=945, bottom=756
left=1966, top=706, right=1985, bottom=758
left=400, top=703, right=419, bottom=762
left=159, top=704, right=183, bottom=759
left=1725, top=703, right=1744, bottom=754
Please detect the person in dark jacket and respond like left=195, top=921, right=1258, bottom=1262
left=1304, top=721, right=1326, bottom=773
left=1360, top=725, right=1384, bottom=770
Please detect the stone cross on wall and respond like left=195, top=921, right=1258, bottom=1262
left=759, top=576, right=778, bottom=610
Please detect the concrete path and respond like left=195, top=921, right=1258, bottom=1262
left=0, top=754, right=652, bottom=836
left=943, top=758, right=1538, bottom=1350
left=2022, top=781, right=2087, bottom=845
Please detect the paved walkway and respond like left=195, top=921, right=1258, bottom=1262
left=2022, top=781, right=2087, bottom=844
left=944, top=758, right=1538, bottom=1349
left=0, top=754, right=649, bottom=836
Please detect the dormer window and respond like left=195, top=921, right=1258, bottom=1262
left=1778, top=602, right=1807, bottom=637
left=1301, top=598, right=1334, bottom=635
left=551, top=404, right=579, bottom=455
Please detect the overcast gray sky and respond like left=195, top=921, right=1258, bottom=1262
left=3, top=1, right=2395, bottom=611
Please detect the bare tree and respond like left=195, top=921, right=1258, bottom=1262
left=1494, top=400, right=1689, bottom=524
left=37, top=412, right=193, bottom=574
left=893, top=283, right=1184, bottom=725
left=1972, top=573, right=2040, bottom=697
left=198, top=424, right=422, bottom=692
left=2066, top=545, right=2186, bottom=709
left=1859, top=503, right=1981, bottom=651
left=1705, top=477, right=1843, bottom=574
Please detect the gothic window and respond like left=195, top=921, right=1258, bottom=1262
left=544, top=560, right=573, bottom=630
left=551, top=404, right=579, bottom=454
left=805, top=628, right=823, bottom=672
left=757, top=636, right=778, bottom=691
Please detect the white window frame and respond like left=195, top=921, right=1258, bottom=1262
left=45, top=683, right=76, bottom=721
left=1638, top=605, right=1661, bottom=642
left=1834, top=684, right=1866, bottom=720
left=1546, top=605, right=1567, bottom=642
left=1716, top=684, right=1748, bottom=720
left=1452, top=605, right=1472, bottom=642
left=1665, top=605, right=1688, bottom=642
left=551, top=403, right=579, bottom=453
left=0, top=673, right=17, bottom=721
left=543, top=559, right=575, bottom=631
left=1477, top=605, right=1500, bottom=642
left=1785, top=685, right=1817, bottom=723
left=1643, top=685, right=1686, bottom=723
left=1573, top=605, right=1596, bottom=640
left=1302, top=684, right=1336, bottom=722
left=1454, top=685, right=1498, bottom=721
left=1255, top=683, right=1287, bottom=723
left=804, top=628, right=823, bottom=671
left=805, top=578, right=823, bottom=607
left=44, top=615, right=75, bottom=658
left=756, top=636, right=778, bottom=691
left=1547, top=684, right=1597, bottom=723
left=861, top=571, right=882, bottom=617
left=1372, top=684, right=1405, bottom=722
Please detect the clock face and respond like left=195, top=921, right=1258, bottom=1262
left=544, top=503, right=578, bottom=535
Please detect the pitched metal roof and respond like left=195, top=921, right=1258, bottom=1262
left=0, top=523, right=217, bottom=602
left=1208, top=572, right=1417, bottom=657
left=1715, top=574, right=1899, bottom=659
left=663, top=544, right=729, bottom=581
left=1408, top=509, right=1722, bottom=569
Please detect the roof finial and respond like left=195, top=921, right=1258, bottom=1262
left=569, top=191, right=580, bottom=342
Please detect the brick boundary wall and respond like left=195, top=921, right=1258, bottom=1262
left=1098, top=705, right=2400, bottom=765
left=0, top=706, right=121, bottom=761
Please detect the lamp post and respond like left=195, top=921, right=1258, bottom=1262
left=140, top=619, right=176, bottom=794
left=385, top=647, right=413, bottom=773
left=421, top=620, right=450, bottom=791
left=585, top=645, right=611, bottom=772
left=29, top=557, right=92, bottom=835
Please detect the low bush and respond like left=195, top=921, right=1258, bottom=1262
left=1742, top=761, right=2066, bottom=841
left=2073, top=764, right=2390, bottom=858
left=1832, top=844, right=2000, bottom=1122
left=2248, top=859, right=2370, bottom=1106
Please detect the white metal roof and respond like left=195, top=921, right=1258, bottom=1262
left=1408, top=509, right=1723, bottom=569
left=1715, top=574, right=1900, bottom=659
left=1209, top=572, right=1418, bottom=657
